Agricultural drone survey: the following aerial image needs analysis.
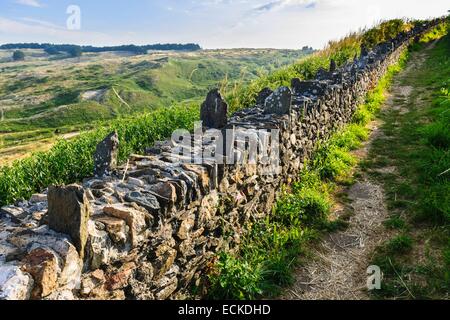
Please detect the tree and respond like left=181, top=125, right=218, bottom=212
left=12, top=50, right=25, bottom=61
left=44, top=46, right=60, bottom=55
left=68, top=46, right=82, bottom=58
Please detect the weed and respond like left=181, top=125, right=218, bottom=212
left=384, top=216, right=407, bottom=230
left=386, top=235, right=414, bottom=254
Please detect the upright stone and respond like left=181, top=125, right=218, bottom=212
left=200, top=89, right=228, bottom=129
left=316, top=67, right=330, bottom=80
left=291, top=79, right=327, bottom=97
left=329, top=59, right=337, bottom=73
left=94, top=131, right=119, bottom=177
left=255, top=87, right=273, bottom=106
left=361, top=45, right=369, bottom=57
left=48, top=184, right=91, bottom=259
left=263, top=86, right=292, bottom=115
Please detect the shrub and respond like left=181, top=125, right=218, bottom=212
left=68, top=46, right=82, bottom=58
left=12, top=50, right=25, bottom=61
left=207, top=253, right=263, bottom=300
left=362, top=19, right=413, bottom=49
left=275, top=187, right=331, bottom=227
left=313, top=144, right=357, bottom=180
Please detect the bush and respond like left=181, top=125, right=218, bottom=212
left=12, top=50, right=25, bottom=61
left=44, top=46, right=60, bottom=55
left=207, top=253, right=263, bottom=300
left=68, top=46, right=82, bottom=58
left=275, top=187, right=331, bottom=227
left=362, top=19, right=413, bottom=49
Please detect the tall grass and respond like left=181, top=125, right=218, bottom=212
left=0, top=105, right=199, bottom=205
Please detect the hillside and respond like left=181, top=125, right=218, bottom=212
left=0, top=17, right=447, bottom=302
left=0, top=48, right=312, bottom=164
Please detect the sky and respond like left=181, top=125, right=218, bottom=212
left=0, top=0, right=448, bottom=49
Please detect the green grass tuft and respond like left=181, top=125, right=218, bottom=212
left=386, top=235, right=414, bottom=254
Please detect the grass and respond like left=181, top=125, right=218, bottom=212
left=366, top=23, right=450, bottom=299
left=205, top=25, right=414, bottom=299
left=0, top=104, right=199, bottom=206
left=386, top=235, right=414, bottom=255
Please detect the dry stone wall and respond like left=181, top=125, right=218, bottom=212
left=0, top=20, right=442, bottom=300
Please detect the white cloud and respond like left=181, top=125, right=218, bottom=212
left=254, top=0, right=317, bottom=12
left=15, top=0, right=42, bottom=8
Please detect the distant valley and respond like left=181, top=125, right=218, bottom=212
left=0, top=46, right=312, bottom=165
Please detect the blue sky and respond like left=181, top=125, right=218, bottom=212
left=0, top=0, right=448, bottom=49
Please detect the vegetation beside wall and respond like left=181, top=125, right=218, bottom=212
left=367, top=27, right=449, bottom=300
left=206, top=47, right=411, bottom=300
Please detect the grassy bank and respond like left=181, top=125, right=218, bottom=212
left=205, top=41, right=412, bottom=300
left=365, top=28, right=449, bottom=300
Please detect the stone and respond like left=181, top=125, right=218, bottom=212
left=154, top=276, right=178, bottom=300
left=5, top=227, right=82, bottom=293
left=200, top=89, right=228, bottom=129
left=29, top=194, right=47, bottom=204
left=125, top=191, right=160, bottom=214
left=291, top=79, right=327, bottom=97
left=152, top=245, right=177, bottom=280
left=93, top=131, right=120, bottom=177
left=0, top=265, right=34, bottom=300
left=103, top=204, right=148, bottom=247
left=0, top=206, right=27, bottom=222
left=44, top=290, right=75, bottom=300
left=31, top=211, right=45, bottom=222
left=86, top=220, right=113, bottom=270
left=146, top=182, right=177, bottom=207
left=128, top=177, right=145, bottom=188
left=93, top=215, right=128, bottom=244
left=22, top=247, right=59, bottom=299
left=30, top=231, right=82, bottom=290
left=198, top=191, right=219, bottom=228
left=181, top=164, right=210, bottom=193
left=89, top=180, right=110, bottom=190
left=80, top=269, right=106, bottom=297
left=316, top=67, right=331, bottom=80
left=105, top=262, right=136, bottom=291
left=329, top=59, right=337, bottom=73
left=47, top=184, right=91, bottom=259
left=135, top=262, right=154, bottom=283
left=264, top=86, right=292, bottom=115
left=255, top=87, right=273, bottom=106
left=177, top=215, right=195, bottom=240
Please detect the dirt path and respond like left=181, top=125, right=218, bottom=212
left=282, top=43, right=435, bottom=300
